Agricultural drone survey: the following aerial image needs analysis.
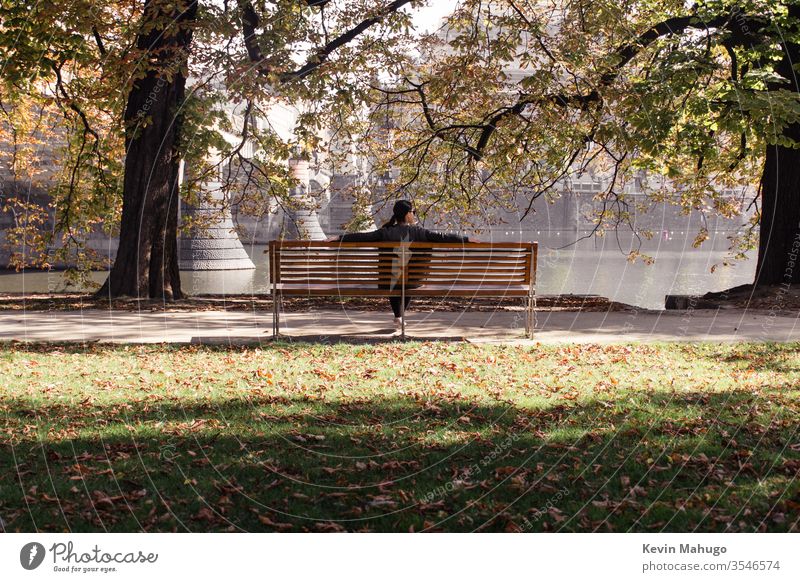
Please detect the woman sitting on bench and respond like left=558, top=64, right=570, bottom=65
left=326, top=200, right=480, bottom=329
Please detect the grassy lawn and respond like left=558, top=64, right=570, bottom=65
left=1, top=341, right=798, bottom=532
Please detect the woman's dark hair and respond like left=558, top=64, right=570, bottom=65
left=381, top=200, right=414, bottom=228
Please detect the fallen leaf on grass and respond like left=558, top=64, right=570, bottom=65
left=367, top=495, right=398, bottom=509
left=314, top=521, right=346, bottom=532
left=257, top=514, right=293, bottom=531
left=192, top=507, right=218, bottom=522
left=548, top=507, right=566, bottom=523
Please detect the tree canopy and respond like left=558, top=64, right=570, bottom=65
left=365, top=0, right=800, bottom=279
left=3, top=0, right=800, bottom=294
left=1, top=0, right=424, bottom=292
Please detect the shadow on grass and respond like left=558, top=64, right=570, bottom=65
left=718, top=342, right=800, bottom=374
left=2, top=387, right=798, bottom=533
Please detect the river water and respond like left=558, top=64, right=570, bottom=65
left=0, top=231, right=755, bottom=310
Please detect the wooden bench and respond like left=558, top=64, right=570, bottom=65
left=267, top=240, right=538, bottom=338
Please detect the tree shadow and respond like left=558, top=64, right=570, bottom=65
left=2, top=387, right=797, bottom=533
left=715, top=342, right=800, bottom=374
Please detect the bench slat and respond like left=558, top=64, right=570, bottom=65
left=278, top=266, right=528, bottom=273
left=269, top=241, right=537, bottom=295
left=275, top=255, right=529, bottom=263
left=277, top=260, right=528, bottom=265
left=274, top=288, right=531, bottom=297
left=269, top=241, right=531, bottom=249
left=279, top=279, right=529, bottom=285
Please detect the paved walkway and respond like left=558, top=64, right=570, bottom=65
left=0, top=307, right=798, bottom=344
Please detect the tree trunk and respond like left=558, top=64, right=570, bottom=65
left=97, top=0, right=197, bottom=300
left=755, top=8, right=800, bottom=287
left=755, top=141, right=800, bottom=286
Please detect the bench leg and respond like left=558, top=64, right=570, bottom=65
left=273, top=292, right=280, bottom=337
left=523, top=297, right=531, bottom=337
left=526, top=295, right=535, bottom=339
left=529, top=295, right=536, bottom=339
left=524, top=296, right=530, bottom=337
left=400, top=294, right=406, bottom=340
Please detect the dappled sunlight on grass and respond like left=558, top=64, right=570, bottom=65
left=1, top=341, right=798, bottom=532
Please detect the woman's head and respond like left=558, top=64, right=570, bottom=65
left=382, top=199, right=416, bottom=227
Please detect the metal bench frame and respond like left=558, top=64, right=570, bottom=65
left=267, top=241, right=538, bottom=339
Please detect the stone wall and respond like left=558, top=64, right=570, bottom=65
left=1, top=184, right=756, bottom=267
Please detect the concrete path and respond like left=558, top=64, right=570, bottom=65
left=0, top=307, right=798, bottom=344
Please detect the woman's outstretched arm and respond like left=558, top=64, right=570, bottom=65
left=421, top=228, right=476, bottom=243
left=326, top=230, right=383, bottom=243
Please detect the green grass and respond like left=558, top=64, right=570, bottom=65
left=1, top=341, right=798, bottom=532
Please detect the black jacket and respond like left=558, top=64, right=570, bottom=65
left=339, top=224, right=466, bottom=290
left=339, top=224, right=467, bottom=244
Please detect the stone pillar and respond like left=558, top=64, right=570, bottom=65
left=284, top=156, right=326, bottom=240
left=326, top=174, right=358, bottom=234
left=562, top=189, right=579, bottom=232
left=178, top=179, right=256, bottom=270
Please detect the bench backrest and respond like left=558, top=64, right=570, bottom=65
left=268, top=241, right=537, bottom=291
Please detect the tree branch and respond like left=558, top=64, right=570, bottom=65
left=92, top=26, right=107, bottom=56
left=472, top=98, right=533, bottom=157
left=405, top=79, right=436, bottom=130
left=240, top=0, right=270, bottom=77
left=240, top=0, right=416, bottom=83
left=51, top=62, right=102, bottom=144
left=464, top=10, right=768, bottom=160
left=723, top=42, right=738, bottom=81
left=282, top=0, right=416, bottom=81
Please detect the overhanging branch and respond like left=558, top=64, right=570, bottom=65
left=463, top=10, right=766, bottom=160
left=240, top=0, right=416, bottom=83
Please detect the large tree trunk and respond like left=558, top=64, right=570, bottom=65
left=97, top=0, right=197, bottom=300
left=755, top=141, right=800, bottom=286
left=755, top=8, right=800, bottom=287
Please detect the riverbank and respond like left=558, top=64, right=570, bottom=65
left=695, top=283, right=800, bottom=314
left=0, top=293, right=638, bottom=313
